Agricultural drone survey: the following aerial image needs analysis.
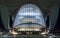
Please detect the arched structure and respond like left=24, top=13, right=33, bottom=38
left=13, top=4, right=45, bottom=28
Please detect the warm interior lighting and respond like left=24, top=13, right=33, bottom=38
left=11, top=28, right=18, bottom=35
left=34, top=29, right=40, bottom=31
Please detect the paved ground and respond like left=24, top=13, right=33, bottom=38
left=0, top=33, right=60, bottom=38
left=0, top=35, right=49, bottom=38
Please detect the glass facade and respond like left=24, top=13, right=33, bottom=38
left=13, top=4, right=45, bottom=28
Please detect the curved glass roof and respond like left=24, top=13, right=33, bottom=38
left=13, top=4, right=45, bottom=27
